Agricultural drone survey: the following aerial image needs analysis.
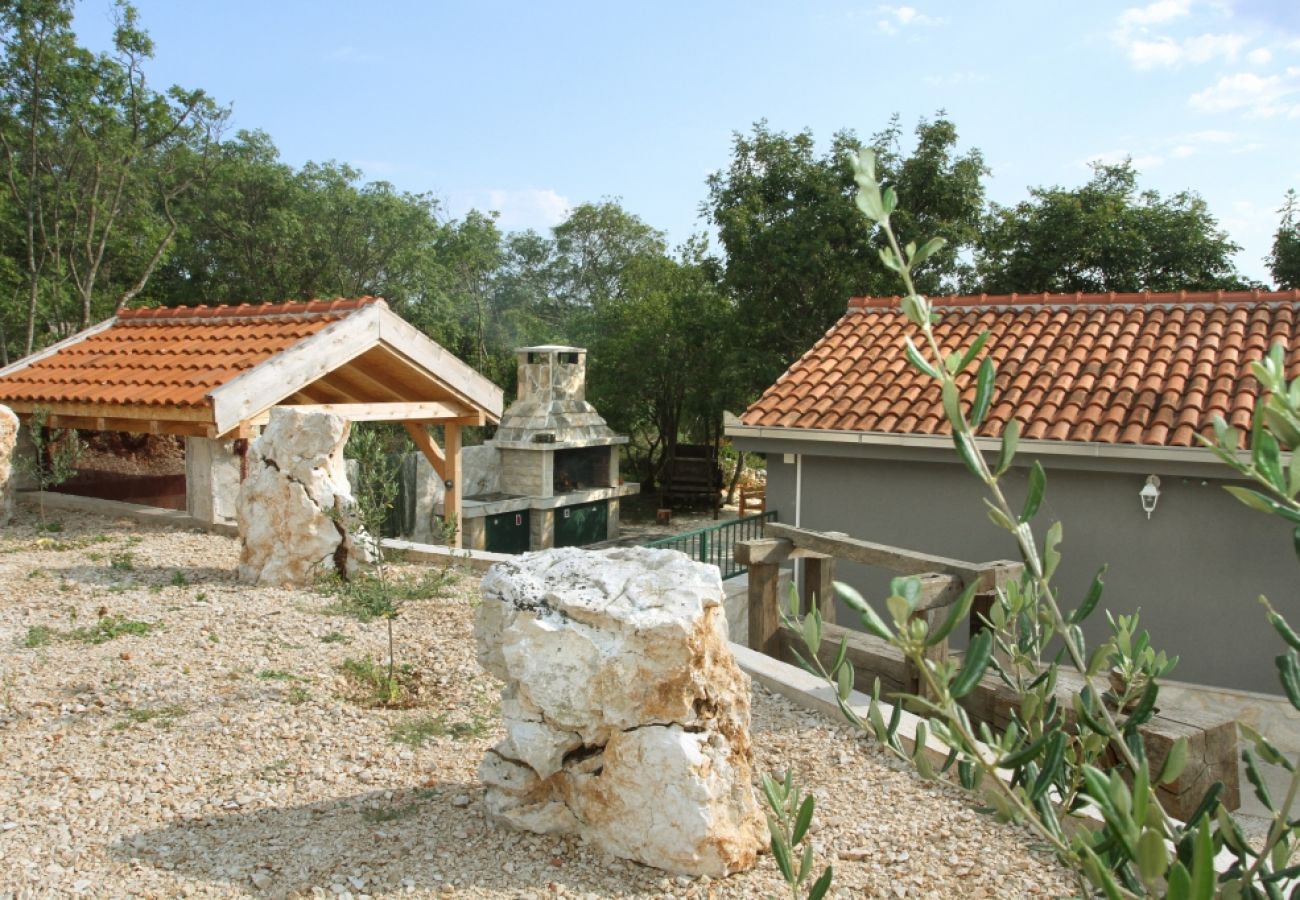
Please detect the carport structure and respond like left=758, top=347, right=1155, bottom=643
left=0, top=297, right=503, bottom=544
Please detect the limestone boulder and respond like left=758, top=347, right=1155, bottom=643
left=0, top=404, right=17, bottom=525
left=474, top=546, right=764, bottom=877
left=236, top=408, right=368, bottom=586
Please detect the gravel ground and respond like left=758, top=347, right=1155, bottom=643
left=0, top=510, right=1076, bottom=899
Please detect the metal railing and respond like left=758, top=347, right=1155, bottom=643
left=645, top=510, right=778, bottom=579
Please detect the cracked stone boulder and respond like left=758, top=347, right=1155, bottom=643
left=474, top=546, right=765, bottom=877
left=236, top=408, right=367, bottom=586
left=0, top=404, right=17, bottom=525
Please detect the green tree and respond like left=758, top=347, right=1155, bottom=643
left=976, top=160, right=1249, bottom=294
left=0, top=0, right=225, bottom=353
left=580, top=239, right=738, bottom=492
left=704, top=116, right=986, bottom=398
left=1269, top=189, right=1300, bottom=289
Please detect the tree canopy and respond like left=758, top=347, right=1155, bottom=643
left=975, top=160, right=1250, bottom=294
left=1270, top=190, right=1300, bottom=290
left=703, top=115, right=987, bottom=396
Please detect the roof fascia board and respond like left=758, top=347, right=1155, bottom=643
left=376, top=306, right=504, bottom=420
left=208, top=305, right=382, bottom=435
left=725, top=423, right=1248, bottom=467
left=0, top=316, right=118, bottom=380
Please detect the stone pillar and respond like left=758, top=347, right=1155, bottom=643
left=236, top=409, right=368, bottom=586
left=606, top=498, right=620, bottom=539
left=474, top=547, right=765, bottom=877
left=0, top=405, right=19, bottom=526
left=185, top=436, right=242, bottom=525
left=462, top=516, right=486, bottom=551
left=530, top=507, right=554, bottom=550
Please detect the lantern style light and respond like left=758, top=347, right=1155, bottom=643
left=1139, top=475, right=1161, bottom=519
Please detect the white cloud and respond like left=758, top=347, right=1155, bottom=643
left=1117, top=0, right=1192, bottom=29
left=1081, top=129, right=1246, bottom=170
left=1247, top=47, right=1273, bottom=64
left=1124, top=31, right=1247, bottom=68
left=875, top=5, right=945, bottom=35
left=484, top=188, right=571, bottom=232
left=1189, top=68, right=1300, bottom=116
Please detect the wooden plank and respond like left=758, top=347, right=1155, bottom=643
left=444, top=423, right=462, bottom=548
left=39, top=414, right=213, bottom=437
left=780, top=620, right=912, bottom=696
left=914, top=572, right=966, bottom=612
left=403, top=423, right=446, bottom=479
left=286, top=401, right=473, bottom=422
left=209, top=305, right=381, bottom=434
left=748, top=562, right=782, bottom=656
left=376, top=308, right=504, bottom=420
left=765, top=522, right=1020, bottom=587
left=735, top=537, right=793, bottom=566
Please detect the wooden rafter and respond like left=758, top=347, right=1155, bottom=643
left=290, top=402, right=473, bottom=422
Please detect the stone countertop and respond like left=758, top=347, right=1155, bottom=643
left=455, top=483, right=641, bottom=518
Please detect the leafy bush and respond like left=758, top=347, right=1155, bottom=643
left=782, top=148, right=1300, bottom=898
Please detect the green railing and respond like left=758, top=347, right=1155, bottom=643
left=645, top=511, right=778, bottom=579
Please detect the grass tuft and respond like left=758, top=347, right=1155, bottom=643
left=66, top=616, right=153, bottom=644
left=390, top=713, right=489, bottom=748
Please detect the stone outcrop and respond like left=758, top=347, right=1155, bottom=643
left=237, top=408, right=368, bottom=586
left=0, top=404, right=18, bottom=525
left=474, top=547, right=764, bottom=877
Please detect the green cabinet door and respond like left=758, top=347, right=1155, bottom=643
left=485, top=510, right=530, bottom=554
left=554, top=501, right=608, bottom=548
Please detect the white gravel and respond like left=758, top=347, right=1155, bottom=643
left=0, top=509, right=1077, bottom=898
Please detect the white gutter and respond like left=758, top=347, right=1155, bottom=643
left=726, top=423, right=1249, bottom=466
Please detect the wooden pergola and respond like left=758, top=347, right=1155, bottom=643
left=0, top=298, right=503, bottom=543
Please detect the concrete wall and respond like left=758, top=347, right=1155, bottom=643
left=756, top=447, right=1297, bottom=694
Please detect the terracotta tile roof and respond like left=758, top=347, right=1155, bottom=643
left=741, top=290, right=1300, bottom=449
left=0, top=298, right=381, bottom=410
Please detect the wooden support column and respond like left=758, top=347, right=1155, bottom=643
left=801, top=554, right=836, bottom=622
left=748, top=563, right=781, bottom=657
left=736, top=537, right=792, bottom=658
left=443, top=423, right=462, bottom=548
left=402, top=423, right=446, bottom=479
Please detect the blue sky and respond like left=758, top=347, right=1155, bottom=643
left=75, top=0, right=1300, bottom=285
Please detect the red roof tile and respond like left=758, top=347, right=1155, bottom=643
left=741, top=290, right=1300, bottom=450
left=0, top=298, right=381, bottom=410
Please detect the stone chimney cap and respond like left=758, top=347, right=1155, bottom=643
left=517, top=345, right=585, bottom=355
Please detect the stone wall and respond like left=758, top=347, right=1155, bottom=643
left=499, top=448, right=549, bottom=498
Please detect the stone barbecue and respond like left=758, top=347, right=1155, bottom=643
left=452, top=346, right=639, bottom=552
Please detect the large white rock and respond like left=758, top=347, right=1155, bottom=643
left=236, top=409, right=367, bottom=586
left=0, top=404, right=17, bottom=525
left=475, top=547, right=764, bottom=877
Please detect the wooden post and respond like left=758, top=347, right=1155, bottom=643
left=912, top=606, right=950, bottom=701
left=802, top=554, right=836, bottom=623
left=748, top=562, right=781, bottom=657
left=444, top=423, right=462, bottom=548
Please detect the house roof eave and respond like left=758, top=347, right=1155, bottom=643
left=725, top=422, right=1248, bottom=468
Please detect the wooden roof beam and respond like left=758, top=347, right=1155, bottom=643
left=289, top=401, right=474, bottom=422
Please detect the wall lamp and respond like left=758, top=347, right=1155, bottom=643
left=1139, top=475, right=1161, bottom=519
